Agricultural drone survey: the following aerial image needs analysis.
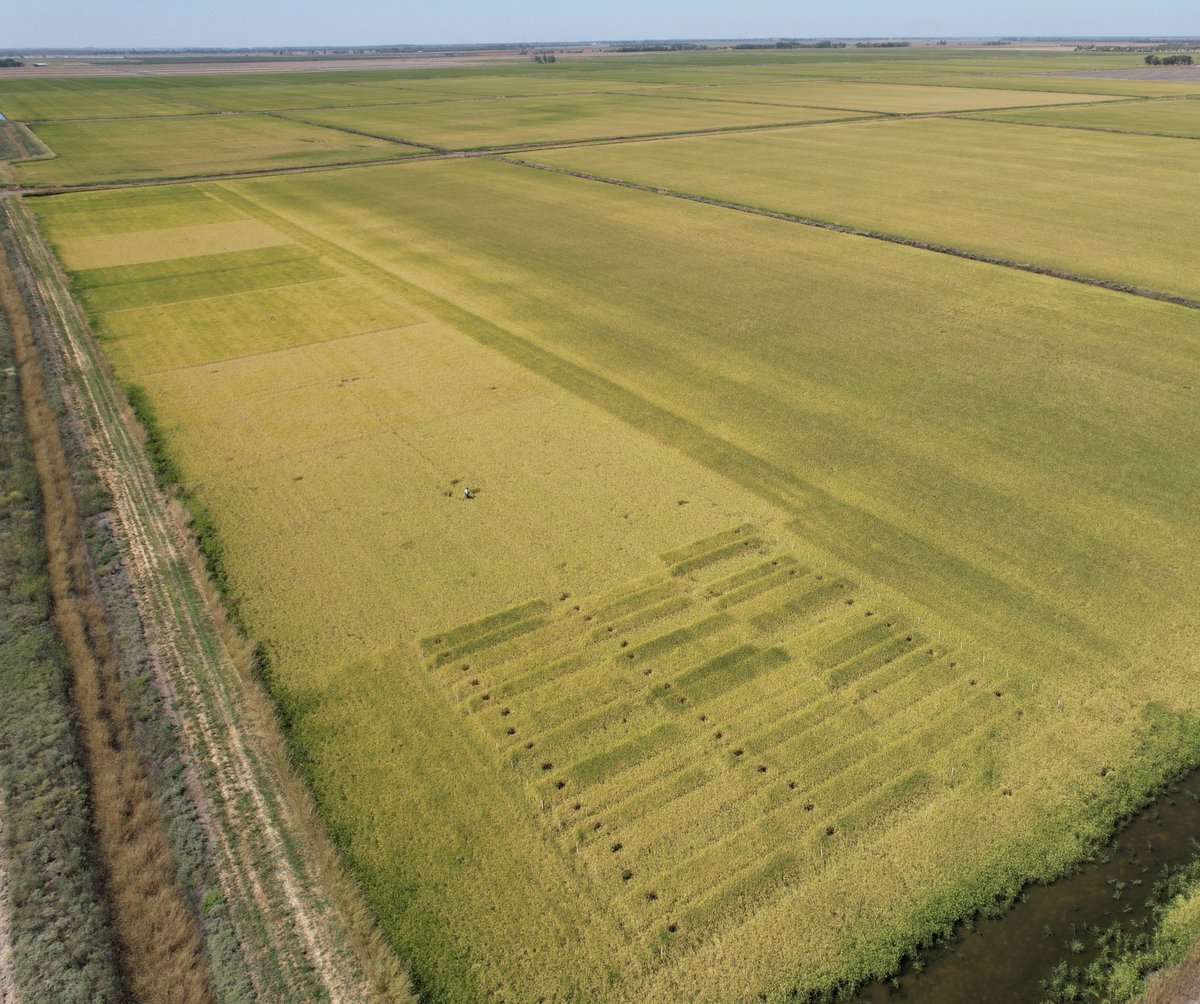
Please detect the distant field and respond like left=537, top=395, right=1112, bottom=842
left=284, top=93, right=860, bottom=149
left=32, top=137, right=1200, bottom=1000
left=0, top=79, right=207, bottom=120
left=530, top=115, right=1200, bottom=300
left=818, top=70, right=1200, bottom=96
left=0, top=70, right=672, bottom=122
left=640, top=80, right=1122, bottom=112
left=144, top=76, right=667, bottom=113
left=970, top=96, right=1200, bottom=138
left=15, top=113, right=423, bottom=185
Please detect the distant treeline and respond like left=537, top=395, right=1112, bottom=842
left=614, top=43, right=710, bottom=52
left=732, top=40, right=846, bottom=50
left=0, top=57, right=24, bottom=67
left=1145, top=52, right=1195, bottom=65
left=1076, top=42, right=1199, bottom=52
left=854, top=41, right=911, bottom=48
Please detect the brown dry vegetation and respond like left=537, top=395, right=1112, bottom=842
left=1143, top=943, right=1200, bottom=1004
left=0, top=252, right=212, bottom=1002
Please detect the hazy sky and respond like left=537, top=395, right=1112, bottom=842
left=9, top=0, right=1198, bottom=50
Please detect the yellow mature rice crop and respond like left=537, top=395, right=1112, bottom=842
left=24, top=50, right=1200, bottom=1004
left=970, top=95, right=1200, bottom=138
left=16, top=113, right=423, bottom=186
left=283, top=94, right=859, bottom=150
left=531, top=115, right=1200, bottom=300
left=54, top=219, right=288, bottom=270
left=99, top=276, right=419, bottom=375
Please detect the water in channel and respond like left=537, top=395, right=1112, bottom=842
left=854, top=768, right=1200, bottom=1003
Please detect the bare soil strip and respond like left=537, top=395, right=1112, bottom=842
left=0, top=800, right=16, bottom=1004
left=2, top=215, right=212, bottom=1003
left=3, top=198, right=411, bottom=1004
left=496, top=155, right=1200, bottom=312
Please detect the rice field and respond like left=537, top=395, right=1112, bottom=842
left=16, top=46, right=1200, bottom=1003
left=635, top=80, right=1123, bottom=112
left=0, top=78, right=209, bottom=120
left=530, top=115, right=1200, bottom=300
left=280, top=94, right=858, bottom=150
left=15, top=113, right=425, bottom=186
left=970, top=95, right=1200, bottom=138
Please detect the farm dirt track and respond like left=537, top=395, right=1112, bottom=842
left=6, top=201, right=401, bottom=1003
left=0, top=801, right=14, bottom=1004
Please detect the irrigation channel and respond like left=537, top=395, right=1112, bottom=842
left=855, top=768, right=1200, bottom=1002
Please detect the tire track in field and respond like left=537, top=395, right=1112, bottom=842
left=492, top=155, right=1200, bottom=312
left=3, top=200, right=411, bottom=1004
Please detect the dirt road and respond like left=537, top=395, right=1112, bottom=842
left=0, top=803, right=16, bottom=1004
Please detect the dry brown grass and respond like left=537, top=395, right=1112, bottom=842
left=1, top=254, right=212, bottom=1003
left=1143, top=942, right=1200, bottom=1004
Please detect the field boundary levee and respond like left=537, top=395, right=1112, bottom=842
left=3, top=197, right=415, bottom=1004
left=954, top=109, right=1200, bottom=142
left=495, top=155, right=1200, bottom=312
